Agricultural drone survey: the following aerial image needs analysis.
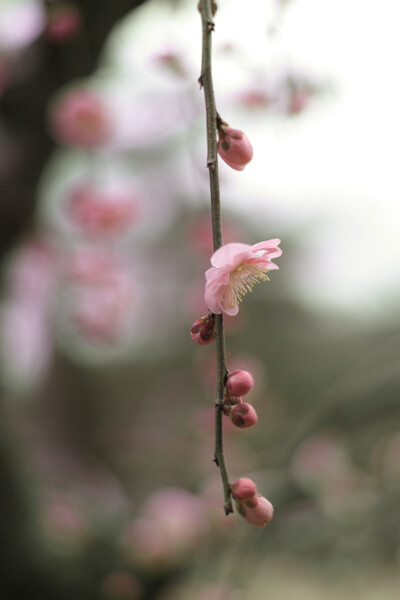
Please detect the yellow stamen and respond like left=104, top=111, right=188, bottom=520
left=222, top=263, right=270, bottom=309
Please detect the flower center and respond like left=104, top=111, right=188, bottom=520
left=224, top=263, right=270, bottom=309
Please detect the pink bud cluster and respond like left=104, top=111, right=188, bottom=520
left=223, top=370, right=258, bottom=428
left=190, top=314, right=215, bottom=345
left=230, top=478, right=273, bottom=527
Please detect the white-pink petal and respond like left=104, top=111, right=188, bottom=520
left=210, top=243, right=252, bottom=268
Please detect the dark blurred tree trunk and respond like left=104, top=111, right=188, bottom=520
left=0, top=0, right=148, bottom=261
left=0, top=2, right=148, bottom=598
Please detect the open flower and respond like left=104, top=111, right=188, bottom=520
left=204, top=240, right=282, bottom=316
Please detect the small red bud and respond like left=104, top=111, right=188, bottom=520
left=226, top=369, right=254, bottom=396
left=230, top=402, right=258, bottom=428
left=230, top=478, right=257, bottom=502
left=190, top=315, right=215, bottom=345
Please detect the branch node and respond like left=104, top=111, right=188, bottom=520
left=224, top=500, right=234, bottom=516
left=207, top=160, right=216, bottom=172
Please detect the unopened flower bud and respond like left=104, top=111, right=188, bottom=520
left=230, top=478, right=257, bottom=502
left=240, top=493, right=274, bottom=527
left=217, top=126, right=253, bottom=171
left=226, top=369, right=254, bottom=396
left=230, top=402, right=258, bottom=428
left=190, top=315, right=215, bottom=345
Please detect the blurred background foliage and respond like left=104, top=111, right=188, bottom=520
left=1, top=1, right=400, bottom=599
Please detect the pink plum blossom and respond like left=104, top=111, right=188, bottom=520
left=217, top=126, right=253, bottom=171
left=49, top=88, right=112, bottom=148
left=204, top=240, right=282, bottom=316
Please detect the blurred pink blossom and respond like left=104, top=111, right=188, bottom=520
left=0, top=0, right=45, bottom=52
left=54, top=247, right=142, bottom=352
left=121, top=488, right=206, bottom=568
left=0, top=239, right=55, bottom=391
left=45, top=2, right=82, bottom=43
left=205, top=240, right=282, bottom=316
left=66, top=182, right=139, bottom=235
left=49, top=88, right=112, bottom=148
left=65, top=249, right=124, bottom=285
left=64, top=252, right=136, bottom=343
left=237, top=88, right=273, bottom=109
